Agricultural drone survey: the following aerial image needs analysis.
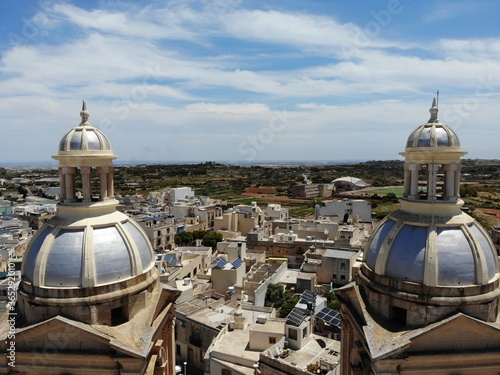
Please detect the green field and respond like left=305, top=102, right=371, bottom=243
left=362, top=186, right=405, bottom=197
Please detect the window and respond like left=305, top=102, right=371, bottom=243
left=303, top=327, right=308, bottom=338
left=269, top=337, right=277, bottom=344
left=110, top=306, right=127, bottom=326
left=390, top=306, right=407, bottom=327
left=222, top=369, right=232, bottom=375
left=340, top=275, right=346, bottom=280
left=340, top=262, right=346, bottom=270
left=176, top=344, right=181, bottom=356
left=333, top=273, right=337, bottom=279
left=288, top=328, right=298, bottom=340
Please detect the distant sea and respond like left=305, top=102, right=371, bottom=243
left=0, top=159, right=368, bottom=169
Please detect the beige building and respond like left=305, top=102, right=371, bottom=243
left=303, top=248, right=359, bottom=287
left=214, top=202, right=270, bottom=237
left=211, top=255, right=247, bottom=295
left=0, top=103, right=180, bottom=374
left=136, top=213, right=178, bottom=251
left=264, top=203, right=289, bottom=220
left=316, top=198, right=372, bottom=223
left=204, top=290, right=341, bottom=375
left=337, top=99, right=500, bottom=374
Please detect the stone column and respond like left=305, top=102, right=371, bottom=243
left=166, top=315, right=176, bottom=375
left=444, top=164, right=457, bottom=200
left=107, top=166, right=114, bottom=199
left=409, top=163, right=420, bottom=198
left=63, top=167, right=76, bottom=202
left=81, top=166, right=92, bottom=203
left=403, top=164, right=410, bottom=198
left=340, top=317, right=353, bottom=375
left=59, top=167, right=66, bottom=201
left=97, top=166, right=108, bottom=200
left=455, top=164, right=462, bottom=198
left=427, top=163, right=438, bottom=200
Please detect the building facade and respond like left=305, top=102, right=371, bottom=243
left=337, top=99, right=500, bottom=374
left=0, top=103, right=180, bottom=375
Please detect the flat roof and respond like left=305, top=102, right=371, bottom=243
left=323, top=248, right=358, bottom=259
left=250, top=319, right=284, bottom=334
left=278, top=269, right=299, bottom=285
left=279, top=335, right=340, bottom=370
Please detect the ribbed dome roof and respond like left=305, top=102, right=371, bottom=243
left=405, top=123, right=460, bottom=148
left=405, top=98, right=460, bottom=149
left=364, top=215, right=499, bottom=287
left=22, top=214, right=154, bottom=288
left=58, top=101, right=114, bottom=155
left=364, top=97, right=499, bottom=289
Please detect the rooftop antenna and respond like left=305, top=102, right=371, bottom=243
left=436, top=89, right=439, bottom=110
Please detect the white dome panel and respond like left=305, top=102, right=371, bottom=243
left=94, top=226, right=133, bottom=285
left=437, top=227, right=476, bottom=286
left=45, top=230, right=84, bottom=287
left=385, top=225, right=427, bottom=283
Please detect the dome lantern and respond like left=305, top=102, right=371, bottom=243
left=400, top=98, right=467, bottom=206
left=360, top=98, right=500, bottom=327
left=19, top=102, right=156, bottom=326
left=53, top=102, right=117, bottom=204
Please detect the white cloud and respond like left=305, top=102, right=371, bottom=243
left=1, top=1, right=499, bottom=163
left=186, top=102, right=270, bottom=115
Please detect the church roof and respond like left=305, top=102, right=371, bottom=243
left=405, top=98, right=461, bottom=149
left=58, top=101, right=114, bottom=156
left=364, top=98, right=499, bottom=289
left=22, top=102, right=155, bottom=289
left=23, top=215, right=154, bottom=288
left=365, top=214, right=498, bottom=287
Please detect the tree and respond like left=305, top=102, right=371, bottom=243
left=323, top=290, right=341, bottom=311
left=382, top=192, right=399, bottom=203
left=265, top=284, right=285, bottom=308
left=278, top=295, right=299, bottom=318
left=201, top=231, right=223, bottom=248
left=460, top=184, right=478, bottom=198
left=174, top=231, right=193, bottom=246
left=192, top=230, right=208, bottom=241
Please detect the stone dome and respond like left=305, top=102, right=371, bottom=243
left=405, top=98, right=460, bottom=149
left=405, top=122, right=460, bottom=148
left=364, top=98, right=499, bottom=288
left=21, top=102, right=155, bottom=288
left=358, top=98, right=500, bottom=327
left=22, top=214, right=154, bottom=288
left=364, top=213, right=498, bottom=287
left=18, top=102, right=159, bottom=327
left=58, top=101, right=114, bottom=156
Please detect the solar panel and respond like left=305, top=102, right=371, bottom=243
left=286, top=308, right=306, bottom=326
left=299, top=289, right=315, bottom=304
left=163, top=254, right=178, bottom=266
left=213, top=257, right=228, bottom=269
left=316, top=307, right=341, bottom=327
left=316, top=309, right=328, bottom=320
left=231, top=258, right=244, bottom=269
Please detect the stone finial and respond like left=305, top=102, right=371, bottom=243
left=80, top=100, right=90, bottom=125
left=428, top=97, right=438, bottom=123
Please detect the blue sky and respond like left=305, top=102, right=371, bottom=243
left=1, top=0, right=499, bottom=164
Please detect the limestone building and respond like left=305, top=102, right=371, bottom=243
left=337, top=99, right=500, bottom=374
left=0, top=103, right=180, bottom=374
